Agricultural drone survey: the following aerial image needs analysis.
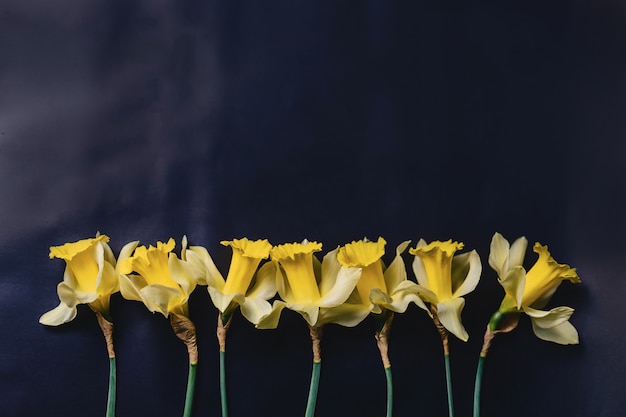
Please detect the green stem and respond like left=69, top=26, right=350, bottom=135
left=305, top=361, right=321, bottom=417
left=444, top=354, right=455, bottom=417
left=473, top=355, right=486, bottom=417
left=220, top=350, right=229, bottom=417
left=106, top=357, right=116, bottom=417
left=183, top=362, right=197, bottom=417
left=384, top=366, right=393, bottom=417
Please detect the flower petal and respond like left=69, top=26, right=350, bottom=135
left=119, top=273, right=145, bottom=303
left=499, top=266, right=526, bottom=309
left=319, top=247, right=341, bottom=297
left=116, top=241, right=140, bottom=272
left=384, top=240, right=411, bottom=292
left=318, top=304, right=370, bottom=327
left=531, top=319, right=579, bottom=344
left=246, top=261, right=277, bottom=300
left=451, top=250, right=481, bottom=298
left=289, top=303, right=320, bottom=326
left=436, top=298, right=469, bottom=341
left=168, top=254, right=196, bottom=296
left=369, top=288, right=393, bottom=314
left=508, top=236, right=528, bottom=269
left=387, top=280, right=428, bottom=313
left=187, top=245, right=224, bottom=288
left=240, top=297, right=273, bottom=325
left=141, top=284, right=183, bottom=316
left=413, top=283, right=438, bottom=306
left=412, top=253, right=429, bottom=289
left=39, top=302, right=77, bottom=325
left=208, top=286, right=244, bottom=313
left=318, top=266, right=361, bottom=308
left=255, top=300, right=287, bottom=329
left=275, top=263, right=295, bottom=304
left=524, top=306, right=575, bottom=328
left=488, top=232, right=510, bottom=277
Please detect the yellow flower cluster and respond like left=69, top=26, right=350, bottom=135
left=41, top=232, right=581, bottom=344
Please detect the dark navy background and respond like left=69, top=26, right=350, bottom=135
left=1, top=1, right=624, bottom=416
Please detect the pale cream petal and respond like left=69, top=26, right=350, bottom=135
left=411, top=254, right=430, bottom=289
left=319, top=247, right=341, bottom=297
left=246, top=261, right=277, bottom=300
left=168, top=254, right=196, bottom=296
left=508, top=236, right=528, bottom=269
left=370, top=288, right=393, bottom=305
left=452, top=250, right=481, bottom=298
left=207, top=286, right=244, bottom=313
left=188, top=245, right=224, bottom=288
left=240, top=297, right=273, bottom=325
left=119, top=273, right=144, bottom=302
left=524, top=306, right=574, bottom=328
left=499, top=266, right=526, bottom=308
left=102, top=241, right=117, bottom=267
left=289, top=303, right=320, bottom=326
left=318, top=304, right=370, bottom=327
left=531, top=319, right=579, bottom=344
left=57, top=282, right=79, bottom=307
left=141, top=285, right=182, bottom=316
left=412, top=283, right=438, bottom=306
left=388, top=281, right=428, bottom=312
left=255, top=300, right=287, bottom=329
left=275, top=263, right=296, bottom=304
left=116, top=241, right=140, bottom=272
left=436, top=298, right=469, bottom=341
left=488, top=232, right=510, bottom=277
left=39, top=302, right=77, bottom=325
left=318, top=266, right=361, bottom=308
left=384, top=240, right=411, bottom=292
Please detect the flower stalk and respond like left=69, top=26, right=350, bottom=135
left=431, top=305, right=454, bottom=417
left=170, top=313, right=199, bottom=417
left=93, top=309, right=116, bottom=417
left=217, top=313, right=233, bottom=417
left=374, top=311, right=394, bottom=417
left=305, top=325, right=323, bottom=417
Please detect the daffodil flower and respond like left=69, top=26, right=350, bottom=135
left=409, top=239, right=482, bottom=342
left=487, top=232, right=581, bottom=344
left=118, top=237, right=197, bottom=319
left=186, top=238, right=275, bottom=325
left=40, top=233, right=135, bottom=417
left=40, top=234, right=135, bottom=326
left=118, top=237, right=200, bottom=417
left=256, top=240, right=361, bottom=417
left=256, top=240, right=362, bottom=329
left=473, top=234, right=581, bottom=417
left=184, top=238, right=275, bottom=417
left=336, top=237, right=420, bottom=417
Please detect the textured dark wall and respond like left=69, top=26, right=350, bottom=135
left=1, top=1, right=624, bottom=416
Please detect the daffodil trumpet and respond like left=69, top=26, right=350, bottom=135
left=40, top=234, right=135, bottom=417
left=118, top=237, right=200, bottom=417
left=410, top=238, right=482, bottom=417
left=472, top=232, right=581, bottom=417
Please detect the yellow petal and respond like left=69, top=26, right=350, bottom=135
left=338, top=238, right=388, bottom=305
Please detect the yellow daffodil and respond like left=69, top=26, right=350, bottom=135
left=409, top=239, right=482, bottom=341
left=488, top=232, right=581, bottom=344
left=40, top=234, right=136, bottom=325
left=336, top=237, right=424, bottom=316
left=256, top=240, right=362, bottom=329
left=185, top=238, right=276, bottom=324
left=118, top=237, right=197, bottom=317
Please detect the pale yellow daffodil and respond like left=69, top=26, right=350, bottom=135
left=185, top=238, right=276, bottom=325
left=40, top=234, right=136, bottom=326
left=336, top=237, right=424, bottom=317
left=488, top=232, right=581, bottom=344
left=409, top=239, right=482, bottom=341
left=118, top=237, right=198, bottom=318
left=256, top=240, right=362, bottom=329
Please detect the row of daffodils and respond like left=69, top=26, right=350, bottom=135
left=40, top=233, right=581, bottom=417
